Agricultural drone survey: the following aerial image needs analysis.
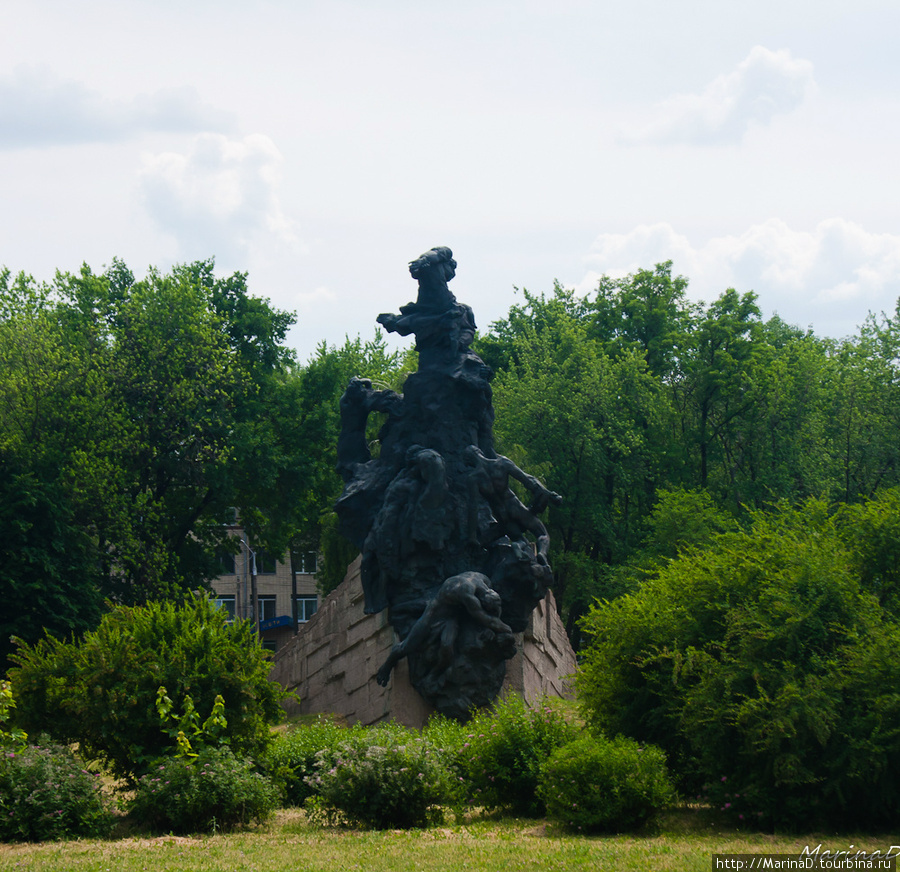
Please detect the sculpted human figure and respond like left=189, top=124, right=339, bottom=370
left=375, top=571, right=515, bottom=687
left=336, top=376, right=402, bottom=482
left=464, top=445, right=562, bottom=563
left=377, top=247, right=480, bottom=371
left=360, top=445, right=452, bottom=613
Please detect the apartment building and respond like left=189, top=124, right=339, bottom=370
left=210, top=532, right=319, bottom=653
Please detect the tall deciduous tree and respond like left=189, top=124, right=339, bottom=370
left=0, top=259, right=309, bottom=666
left=489, top=301, right=668, bottom=634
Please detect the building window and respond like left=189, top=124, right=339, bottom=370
left=255, top=548, right=278, bottom=575
left=216, top=548, right=236, bottom=576
left=257, top=595, right=277, bottom=622
left=261, top=639, right=277, bottom=653
left=295, top=595, right=318, bottom=623
left=296, top=551, right=317, bottom=574
left=214, top=595, right=236, bottom=622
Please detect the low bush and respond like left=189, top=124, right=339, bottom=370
left=454, top=695, right=580, bottom=816
left=265, top=718, right=369, bottom=806
left=305, top=726, right=455, bottom=829
left=0, top=742, right=115, bottom=842
left=539, top=734, right=675, bottom=832
left=128, top=746, right=280, bottom=834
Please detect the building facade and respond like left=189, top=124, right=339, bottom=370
left=210, top=531, right=320, bottom=653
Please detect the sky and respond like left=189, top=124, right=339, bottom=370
left=2, top=0, right=899, bottom=360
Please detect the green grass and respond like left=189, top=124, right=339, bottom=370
left=1, top=809, right=896, bottom=872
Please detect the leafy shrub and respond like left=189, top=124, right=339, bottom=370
left=9, top=597, right=285, bottom=781
left=840, top=487, right=900, bottom=617
left=538, top=734, right=675, bottom=832
left=421, top=714, right=469, bottom=758
left=455, top=694, right=579, bottom=816
left=129, top=746, right=280, bottom=834
left=154, top=685, right=229, bottom=759
left=0, top=680, right=27, bottom=750
left=0, top=743, right=114, bottom=842
left=305, top=725, right=454, bottom=829
left=266, top=718, right=368, bottom=806
left=578, top=499, right=900, bottom=830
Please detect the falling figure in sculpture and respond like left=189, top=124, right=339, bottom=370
left=376, top=571, right=516, bottom=687
left=464, top=445, right=562, bottom=565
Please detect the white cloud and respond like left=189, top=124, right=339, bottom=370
left=622, top=46, right=816, bottom=146
left=580, top=219, right=900, bottom=336
left=0, top=66, right=233, bottom=149
left=139, top=133, right=298, bottom=265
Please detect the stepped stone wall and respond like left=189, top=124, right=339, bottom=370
left=270, top=557, right=577, bottom=728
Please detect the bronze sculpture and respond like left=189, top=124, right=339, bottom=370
left=335, top=247, right=560, bottom=719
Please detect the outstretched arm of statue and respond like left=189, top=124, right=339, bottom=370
left=501, top=457, right=562, bottom=515
left=377, top=312, right=415, bottom=336
left=375, top=598, right=438, bottom=686
left=375, top=643, right=405, bottom=687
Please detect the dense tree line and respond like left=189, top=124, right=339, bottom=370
left=0, top=259, right=408, bottom=668
left=3, top=257, right=900, bottom=665
left=477, top=262, right=900, bottom=637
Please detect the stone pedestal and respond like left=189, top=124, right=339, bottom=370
left=270, top=557, right=577, bottom=728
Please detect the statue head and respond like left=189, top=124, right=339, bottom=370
left=464, top=444, right=486, bottom=467
left=476, top=583, right=503, bottom=616
left=409, top=247, right=457, bottom=310
left=409, top=246, right=456, bottom=282
left=406, top=445, right=445, bottom=481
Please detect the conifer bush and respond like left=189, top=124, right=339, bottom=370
left=578, top=498, right=900, bottom=830
left=9, top=597, right=285, bottom=782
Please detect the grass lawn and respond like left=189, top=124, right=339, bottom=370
left=1, top=808, right=896, bottom=872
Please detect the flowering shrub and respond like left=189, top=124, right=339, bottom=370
left=421, top=713, right=469, bottom=757
left=696, top=775, right=768, bottom=828
left=305, top=727, right=455, bottom=829
left=266, top=718, right=369, bottom=806
left=455, top=695, right=579, bottom=816
left=0, top=743, right=114, bottom=842
left=538, top=734, right=675, bottom=832
left=128, top=746, right=280, bottom=834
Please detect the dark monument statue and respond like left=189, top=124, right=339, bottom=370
left=335, top=247, right=561, bottom=720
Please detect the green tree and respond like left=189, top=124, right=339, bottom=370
left=0, top=259, right=308, bottom=663
left=825, top=314, right=900, bottom=502
left=588, top=261, right=695, bottom=380
left=672, top=288, right=764, bottom=495
left=298, top=333, right=416, bottom=594
left=0, top=268, right=112, bottom=665
left=490, top=303, right=668, bottom=633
